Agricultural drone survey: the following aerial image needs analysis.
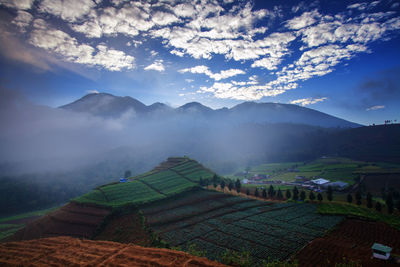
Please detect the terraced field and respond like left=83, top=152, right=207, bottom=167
left=0, top=236, right=228, bottom=266
left=142, top=189, right=344, bottom=265
left=74, top=157, right=215, bottom=208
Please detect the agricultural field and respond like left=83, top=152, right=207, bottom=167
left=73, top=157, right=215, bottom=208
left=0, top=207, right=56, bottom=241
left=232, top=157, right=400, bottom=186
left=296, top=219, right=400, bottom=267
left=6, top=202, right=111, bottom=242
left=142, top=189, right=343, bottom=265
left=0, top=236, right=228, bottom=266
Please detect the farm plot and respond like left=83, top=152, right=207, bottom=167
left=74, top=157, right=212, bottom=208
left=74, top=180, right=164, bottom=207
left=143, top=190, right=343, bottom=265
left=296, top=219, right=400, bottom=267
left=137, top=170, right=196, bottom=195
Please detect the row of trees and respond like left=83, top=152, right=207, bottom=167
left=346, top=191, right=399, bottom=214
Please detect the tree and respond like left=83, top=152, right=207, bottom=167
left=347, top=194, right=353, bottom=204
left=268, top=185, right=275, bottom=198
left=300, top=191, right=306, bottom=201
left=286, top=190, right=291, bottom=200
left=317, top=193, right=323, bottom=202
left=355, top=191, right=362, bottom=205
left=124, top=170, right=132, bottom=178
left=327, top=186, right=333, bottom=202
left=254, top=188, right=259, bottom=197
left=375, top=202, right=382, bottom=212
left=386, top=193, right=394, bottom=214
left=246, top=188, right=250, bottom=196
left=220, top=180, right=226, bottom=190
left=204, top=179, right=209, bottom=187
left=213, top=174, right=219, bottom=185
left=309, top=191, right=316, bottom=201
left=228, top=181, right=234, bottom=191
left=262, top=188, right=267, bottom=198
left=199, top=177, right=204, bottom=186
left=293, top=186, right=299, bottom=201
left=235, top=179, right=241, bottom=193
left=277, top=189, right=283, bottom=200
left=366, top=192, right=373, bottom=208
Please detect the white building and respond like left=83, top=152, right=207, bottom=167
left=372, top=243, right=392, bottom=260
left=311, top=178, right=330, bottom=185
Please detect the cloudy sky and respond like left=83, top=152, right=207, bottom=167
left=0, top=0, right=399, bottom=125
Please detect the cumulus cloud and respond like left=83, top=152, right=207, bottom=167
left=144, top=59, right=165, bottom=72
left=11, top=10, right=33, bottom=32
left=39, top=0, right=96, bottom=22
left=290, top=97, right=328, bottom=106
left=285, top=10, right=321, bottom=30
left=179, top=65, right=245, bottom=81
left=0, top=0, right=33, bottom=10
left=29, top=20, right=135, bottom=71
left=366, top=105, right=384, bottom=111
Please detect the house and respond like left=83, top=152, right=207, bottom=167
left=322, top=181, right=348, bottom=190
left=119, top=178, right=127, bottom=183
left=295, top=175, right=306, bottom=181
left=372, top=243, right=392, bottom=260
left=242, top=179, right=249, bottom=184
left=311, top=178, right=330, bottom=185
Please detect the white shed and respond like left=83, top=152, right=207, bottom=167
left=372, top=243, right=392, bottom=260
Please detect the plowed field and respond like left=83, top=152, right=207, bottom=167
left=7, top=202, right=111, bottom=241
left=0, top=236, right=228, bottom=266
left=296, top=219, right=400, bottom=266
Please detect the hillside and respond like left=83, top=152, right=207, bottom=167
left=0, top=236, right=228, bottom=266
left=59, top=93, right=360, bottom=128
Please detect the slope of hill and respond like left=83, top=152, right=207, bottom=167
left=74, top=157, right=215, bottom=208
left=0, top=236, right=228, bottom=266
left=59, top=93, right=361, bottom=128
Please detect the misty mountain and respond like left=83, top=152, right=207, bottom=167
left=59, top=93, right=361, bottom=128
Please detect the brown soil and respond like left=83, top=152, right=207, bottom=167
left=5, top=202, right=111, bottom=242
left=0, top=236, right=228, bottom=266
left=94, top=212, right=152, bottom=246
left=296, top=219, right=400, bottom=267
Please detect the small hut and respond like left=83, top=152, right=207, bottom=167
left=372, top=243, right=392, bottom=260
left=119, top=178, right=127, bottom=183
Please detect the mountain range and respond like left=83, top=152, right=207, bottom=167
left=60, top=93, right=361, bottom=128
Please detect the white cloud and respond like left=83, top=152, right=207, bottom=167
left=185, top=79, right=194, bottom=83
left=285, top=10, right=320, bottom=30
left=12, top=10, right=33, bottom=32
left=29, top=20, right=135, bottom=71
left=39, top=0, right=96, bottom=22
left=179, top=65, right=245, bottom=81
left=87, top=90, right=99, bottom=94
left=150, top=50, right=158, bottom=57
left=144, top=59, right=165, bottom=72
left=290, top=97, right=328, bottom=106
left=366, top=105, right=385, bottom=111
left=0, top=0, right=33, bottom=10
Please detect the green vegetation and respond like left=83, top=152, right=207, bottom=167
left=318, top=203, right=400, bottom=230
left=142, top=189, right=343, bottom=265
left=231, top=157, right=400, bottom=185
left=73, top=157, right=215, bottom=208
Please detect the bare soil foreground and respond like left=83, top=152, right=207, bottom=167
left=296, top=219, right=400, bottom=266
left=0, top=236, right=228, bottom=266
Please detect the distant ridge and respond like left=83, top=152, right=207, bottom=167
left=59, top=93, right=361, bottom=128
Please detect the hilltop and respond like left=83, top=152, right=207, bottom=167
left=59, top=93, right=361, bottom=128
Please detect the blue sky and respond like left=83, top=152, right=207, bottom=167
left=0, top=0, right=399, bottom=125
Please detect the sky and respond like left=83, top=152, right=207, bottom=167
left=0, top=0, right=400, bottom=125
